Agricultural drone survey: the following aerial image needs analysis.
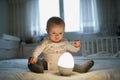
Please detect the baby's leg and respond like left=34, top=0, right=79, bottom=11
left=73, top=60, right=94, bottom=73
left=41, top=59, right=48, bottom=70
left=28, top=59, right=45, bottom=73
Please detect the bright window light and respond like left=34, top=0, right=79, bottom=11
left=39, top=0, right=98, bottom=34
left=63, top=0, right=80, bottom=32
left=39, top=0, right=60, bottom=33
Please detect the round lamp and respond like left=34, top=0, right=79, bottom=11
left=58, top=52, right=74, bottom=76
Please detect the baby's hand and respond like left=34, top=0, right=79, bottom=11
left=28, top=57, right=37, bottom=65
left=73, top=40, right=80, bottom=48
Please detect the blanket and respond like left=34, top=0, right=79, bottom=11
left=0, top=59, right=120, bottom=80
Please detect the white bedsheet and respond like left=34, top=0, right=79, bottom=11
left=76, top=51, right=120, bottom=60
left=0, top=58, right=120, bottom=80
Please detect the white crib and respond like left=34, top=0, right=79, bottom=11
left=79, top=36, right=120, bottom=56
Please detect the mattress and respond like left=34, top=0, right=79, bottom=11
left=0, top=58, right=120, bottom=80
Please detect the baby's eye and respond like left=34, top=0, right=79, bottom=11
left=52, top=32, right=56, bottom=34
left=59, top=33, right=62, bottom=34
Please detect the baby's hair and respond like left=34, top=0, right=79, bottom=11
left=46, top=16, right=65, bottom=30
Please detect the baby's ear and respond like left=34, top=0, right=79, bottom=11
left=46, top=28, right=49, bottom=33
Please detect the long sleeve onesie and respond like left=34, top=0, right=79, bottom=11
left=32, top=38, right=80, bottom=70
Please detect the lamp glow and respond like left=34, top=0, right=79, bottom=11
left=58, top=52, right=74, bottom=76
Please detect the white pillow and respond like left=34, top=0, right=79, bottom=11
left=2, top=34, right=20, bottom=41
left=0, top=39, right=19, bottom=49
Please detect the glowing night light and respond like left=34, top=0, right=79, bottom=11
left=58, top=52, right=74, bottom=76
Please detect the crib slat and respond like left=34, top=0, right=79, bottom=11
left=91, top=40, right=94, bottom=54
left=82, top=40, right=86, bottom=56
left=111, top=38, right=113, bottom=54
left=116, top=38, right=119, bottom=52
left=101, top=39, right=103, bottom=51
left=96, top=39, right=99, bottom=52
left=106, top=39, right=109, bottom=53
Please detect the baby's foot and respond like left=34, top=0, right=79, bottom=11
left=73, top=60, right=94, bottom=73
left=82, top=60, right=94, bottom=72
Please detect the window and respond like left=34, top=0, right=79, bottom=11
left=79, top=0, right=99, bottom=33
left=39, top=0, right=60, bottom=33
left=39, top=0, right=99, bottom=34
left=63, top=0, right=80, bottom=32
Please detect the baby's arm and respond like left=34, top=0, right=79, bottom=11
left=28, top=40, right=46, bottom=64
left=66, top=40, right=80, bottom=52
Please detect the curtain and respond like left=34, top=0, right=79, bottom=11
left=79, top=0, right=117, bottom=36
left=8, top=0, right=41, bottom=41
left=96, top=0, right=117, bottom=36
left=7, top=0, right=117, bottom=41
left=80, top=0, right=99, bottom=33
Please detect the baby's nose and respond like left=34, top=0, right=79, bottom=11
left=55, top=34, right=59, bottom=36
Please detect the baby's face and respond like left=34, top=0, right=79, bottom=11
left=48, top=24, right=64, bottom=43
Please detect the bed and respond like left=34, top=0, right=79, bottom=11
left=0, top=56, right=120, bottom=80
left=0, top=35, right=120, bottom=80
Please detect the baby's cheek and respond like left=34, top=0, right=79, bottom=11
left=76, top=41, right=80, bottom=45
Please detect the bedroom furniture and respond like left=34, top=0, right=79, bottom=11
left=79, top=36, right=120, bottom=56
left=0, top=34, right=20, bottom=60
left=0, top=39, right=19, bottom=60
left=20, top=43, right=39, bottom=58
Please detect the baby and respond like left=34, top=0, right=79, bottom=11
left=28, top=16, right=94, bottom=73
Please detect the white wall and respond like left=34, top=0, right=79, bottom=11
left=0, top=0, right=8, bottom=35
